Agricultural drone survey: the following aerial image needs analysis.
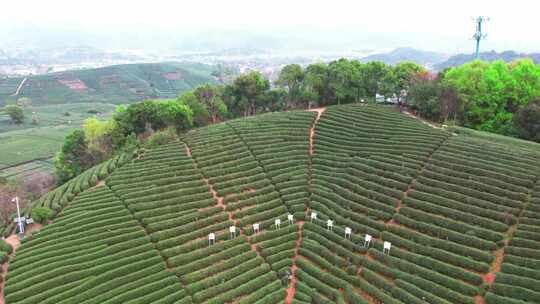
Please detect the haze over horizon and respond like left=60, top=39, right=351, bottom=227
left=0, top=0, right=538, bottom=54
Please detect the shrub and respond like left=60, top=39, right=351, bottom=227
left=146, top=128, right=179, bottom=148
left=31, top=207, right=54, bottom=224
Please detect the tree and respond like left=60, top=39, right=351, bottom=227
left=260, top=88, right=288, bottom=112
left=4, top=105, right=24, bottom=123
left=276, top=64, right=305, bottom=108
left=443, top=59, right=540, bottom=135
left=305, top=63, right=331, bottom=106
left=114, top=100, right=161, bottom=135
left=508, top=59, right=540, bottom=109
left=360, top=61, right=396, bottom=98
left=83, top=117, right=117, bottom=155
left=439, top=83, right=461, bottom=122
left=408, top=80, right=441, bottom=120
left=32, top=207, right=54, bottom=224
left=194, top=84, right=228, bottom=123
left=328, top=59, right=356, bottom=105
left=228, top=71, right=269, bottom=117
left=513, top=98, right=540, bottom=142
left=443, top=60, right=494, bottom=128
left=54, top=130, right=95, bottom=183
left=114, top=99, right=192, bottom=136
left=393, top=62, right=427, bottom=98
left=156, top=99, right=193, bottom=132
left=178, top=91, right=211, bottom=127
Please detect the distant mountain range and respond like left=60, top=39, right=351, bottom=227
left=360, top=48, right=540, bottom=71
left=359, top=47, right=449, bottom=67
left=0, top=46, right=145, bottom=66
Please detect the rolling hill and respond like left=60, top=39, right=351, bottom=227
left=434, top=50, right=540, bottom=71
left=0, top=62, right=218, bottom=180
left=359, top=47, right=449, bottom=67
left=0, top=62, right=217, bottom=107
left=2, top=104, right=540, bottom=304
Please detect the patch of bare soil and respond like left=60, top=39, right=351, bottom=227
left=307, top=108, right=326, bottom=156
left=58, top=78, right=88, bottom=92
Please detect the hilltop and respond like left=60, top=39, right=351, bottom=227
left=360, top=47, right=449, bottom=67
left=435, top=50, right=540, bottom=70
left=2, top=104, right=540, bottom=304
left=0, top=62, right=217, bottom=107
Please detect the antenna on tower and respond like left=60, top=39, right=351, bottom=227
left=472, top=16, right=489, bottom=60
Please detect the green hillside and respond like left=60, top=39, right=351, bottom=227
left=3, top=104, right=540, bottom=304
left=0, top=62, right=217, bottom=175
left=0, top=103, right=117, bottom=173
left=0, top=62, right=217, bottom=107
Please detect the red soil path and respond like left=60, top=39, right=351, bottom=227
left=483, top=247, right=505, bottom=284
left=285, top=221, right=304, bottom=304
left=385, top=179, right=414, bottom=227
left=184, top=142, right=265, bottom=259
left=307, top=108, right=326, bottom=156
left=185, top=144, right=231, bottom=222
left=482, top=223, right=518, bottom=285
left=475, top=295, right=486, bottom=304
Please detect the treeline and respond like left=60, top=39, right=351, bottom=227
left=54, top=60, right=424, bottom=183
left=54, top=58, right=540, bottom=183
left=409, top=59, right=540, bottom=141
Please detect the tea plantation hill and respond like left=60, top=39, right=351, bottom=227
left=3, top=104, right=540, bottom=304
left=0, top=62, right=217, bottom=106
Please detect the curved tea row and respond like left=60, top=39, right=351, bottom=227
left=4, top=104, right=540, bottom=304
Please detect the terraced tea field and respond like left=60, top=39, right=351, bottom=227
left=0, top=103, right=116, bottom=182
left=3, top=104, right=540, bottom=304
left=0, top=62, right=217, bottom=107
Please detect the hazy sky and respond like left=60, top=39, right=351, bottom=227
left=1, top=0, right=538, bottom=53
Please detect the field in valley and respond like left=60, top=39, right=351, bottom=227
left=0, top=103, right=117, bottom=182
left=0, top=62, right=218, bottom=180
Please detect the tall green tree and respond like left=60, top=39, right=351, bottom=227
left=360, top=61, right=396, bottom=98
left=508, top=59, right=540, bottom=109
left=83, top=117, right=117, bottom=158
left=513, top=98, right=540, bottom=142
left=4, top=105, right=24, bottom=124
left=156, top=100, right=193, bottom=132
left=328, top=59, right=356, bottom=104
left=305, top=63, right=331, bottom=106
left=114, top=99, right=192, bottom=136
left=54, top=130, right=95, bottom=183
left=393, top=62, right=426, bottom=94
left=194, top=84, right=228, bottom=123
left=276, top=64, right=305, bottom=108
left=228, top=71, right=270, bottom=116
left=443, top=60, right=492, bottom=128
left=178, top=91, right=211, bottom=127
left=408, top=80, right=442, bottom=120
left=443, top=59, right=540, bottom=135
left=261, top=88, right=288, bottom=112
